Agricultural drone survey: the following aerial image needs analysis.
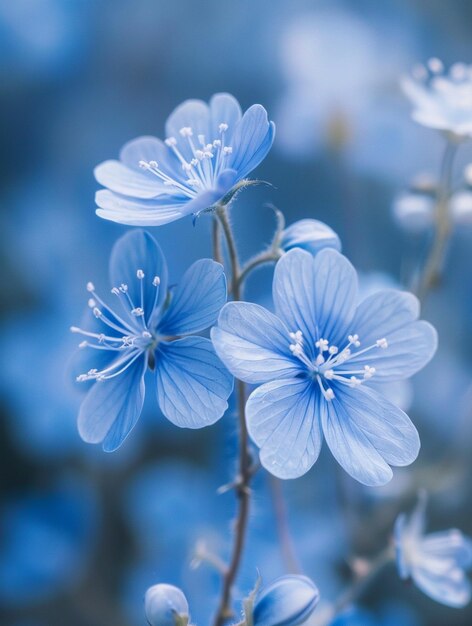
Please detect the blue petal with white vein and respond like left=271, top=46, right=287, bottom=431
left=71, top=229, right=232, bottom=451
left=211, top=248, right=437, bottom=486
left=94, top=93, right=275, bottom=226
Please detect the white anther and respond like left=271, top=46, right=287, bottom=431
left=137, top=269, right=145, bottom=279
left=328, top=345, right=338, bottom=355
left=190, top=158, right=198, bottom=166
left=186, top=178, right=200, bottom=186
left=324, top=369, right=334, bottom=380
left=79, top=341, right=88, bottom=349
left=349, top=376, right=360, bottom=387
left=182, top=162, right=193, bottom=172
left=111, top=287, right=120, bottom=295
left=363, top=366, right=376, bottom=379
left=93, top=307, right=102, bottom=318
left=315, top=354, right=325, bottom=366
left=86, top=282, right=95, bottom=292
left=376, top=338, right=388, bottom=349
left=119, top=284, right=128, bottom=293
left=289, top=343, right=303, bottom=356
left=316, top=338, right=329, bottom=352
left=428, top=58, right=444, bottom=74
left=88, top=298, right=96, bottom=308
left=131, top=307, right=144, bottom=317
left=77, top=374, right=88, bottom=382
left=149, top=160, right=158, bottom=168
left=348, top=334, right=361, bottom=347
left=219, top=123, right=228, bottom=132
left=213, top=139, right=222, bottom=147
left=122, top=336, right=134, bottom=346
left=179, top=127, right=193, bottom=137
left=195, top=150, right=205, bottom=160
left=70, top=326, right=80, bottom=333
left=153, top=276, right=160, bottom=286
left=142, top=331, right=152, bottom=339
left=223, top=146, right=233, bottom=155
left=165, top=137, right=177, bottom=146
left=325, top=388, right=335, bottom=401
left=139, top=160, right=149, bottom=169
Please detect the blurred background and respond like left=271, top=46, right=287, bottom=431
left=1, top=1, right=472, bottom=624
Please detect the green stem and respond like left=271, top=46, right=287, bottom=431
left=213, top=205, right=252, bottom=626
left=237, top=248, right=280, bottom=288
left=417, top=141, right=457, bottom=301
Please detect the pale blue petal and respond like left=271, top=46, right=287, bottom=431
left=280, top=219, right=342, bottom=255
left=273, top=248, right=357, bottom=352
left=96, top=190, right=189, bottom=226
left=165, top=99, right=210, bottom=163
left=77, top=354, right=146, bottom=451
left=412, top=564, right=471, bottom=608
left=229, top=104, right=274, bottom=179
left=209, top=93, right=242, bottom=139
left=320, top=383, right=421, bottom=485
left=94, top=160, right=167, bottom=198
left=119, top=135, right=182, bottom=179
left=109, top=229, right=168, bottom=322
left=211, top=302, right=303, bottom=384
left=155, top=337, right=233, bottom=428
left=422, top=531, right=472, bottom=569
left=253, top=576, right=319, bottom=626
left=158, top=259, right=226, bottom=335
left=246, top=378, right=323, bottom=479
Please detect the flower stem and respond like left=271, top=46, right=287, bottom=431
left=213, top=216, right=223, bottom=266
left=237, top=248, right=280, bottom=288
left=417, top=141, right=457, bottom=301
left=213, top=205, right=252, bottom=626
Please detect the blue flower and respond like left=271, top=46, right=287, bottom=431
left=94, top=93, right=275, bottom=226
left=402, top=59, right=472, bottom=138
left=395, top=492, right=472, bottom=608
left=279, top=219, right=341, bottom=256
left=71, top=229, right=233, bottom=451
left=212, top=248, right=437, bottom=486
left=252, top=575, right=320, bottom=626
left=144, top=583, right=189, bottom=626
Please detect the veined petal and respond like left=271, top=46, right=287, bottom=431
left=155, top=337, right=233, bottom=428
left=119, top=135, right=182, bottom=179
left=421, top=531, right=472, bottom=569
left=209, top=93, right=242, bottom=139
left=320, top=384, right=420, bottom=486
left=158, top=259, right=226, bottom=335
left=109, top=230, right=168, bottom=322
left=211, top=302, right=303, bottom=384
left=165, top=99, right=210, bottom=163
left=77, top=353, right=146, bottom=451
left=273, top=248, right=357, bottom=352
left=229, top=104, right=274, bottom=179
left=246, top=378, right=323, bottom=479
left=96, top=190, right=189, bottom=226
left=94, top=160, right=167, bottom=198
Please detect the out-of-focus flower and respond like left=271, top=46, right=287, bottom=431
left=450, top=190, right=472, bottom=224
left=144, top=583, right=189, bottom=626
left=94, top=93, right=274, bottom=226
left=392, top=192, right=435, bottom=233
left=71, top=229, right=232, bottom=451
left=395, top=492, right=472, bottom=607
left=252, top=575, right=319, bottom=626
left=279, top=219, right=341, bottom=256
left=402, top=59, right=472, bottom=139
left=0, top=477, right=97, bottom=606
left=212, top=249, right=437, bottom=486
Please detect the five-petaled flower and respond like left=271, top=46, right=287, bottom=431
left=71, top=229, right=233, bottom=451
left=94, top=93, right=275, bottom=226
left=402, top=59, right=472, bottom=139
left=212, top=248, right=437, bottom=486
left=395, top=491, right=472, bottom=607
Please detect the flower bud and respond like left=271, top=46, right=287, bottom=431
left=392, top=192, right=434, bottom=233
left=450, top=190, right=472, bottom=224
left=279, top=219, right=341, bottom=256
left=144, top=583, right=189, bottom=626
left=252, top=575, right=320, bottom=626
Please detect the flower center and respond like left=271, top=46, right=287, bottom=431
left=288, top=330, right=388, bottom=401
left=71, top=269, right=161, bottom=382
left=138, top=123, right=233, bottom=198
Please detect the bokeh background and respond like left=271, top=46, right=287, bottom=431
left=2, top=1, right=472, bottom=624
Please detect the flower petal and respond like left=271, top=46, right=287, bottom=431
left=412, top=564, right=471, bottom=608
left=77, top=354, right=146, bottom=451
left=94, top=160, right=167, bottom=198
left=165, top=99, right=210, bottom=163
left=229, top=104, right=275, bottom=179
left=273, top=248, right=358, bottom=352
left=96, top=190, right=189, bottom=226
left=119, top=136, right=182, bottom=179
left=209, top=93, right=242, bottom=139
left=246, top=378, right=323, bottom=479
left=155, top=337, right=233, bottom=428
left=211, top=302, right=303, bottom=384
left=158, top=259, right=227, bottom=335
left=320, top=385, right=420, bottom=486
left=421, top=530, right=472, bottom=569
left=109, top=229, right=168, bottom=322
